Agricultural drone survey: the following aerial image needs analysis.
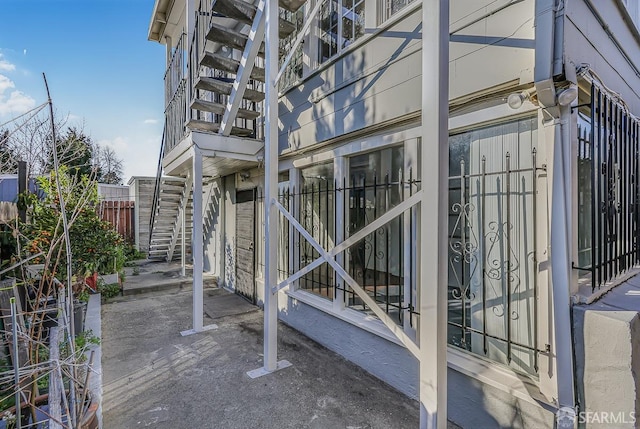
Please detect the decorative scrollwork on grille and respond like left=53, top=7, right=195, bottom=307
left=485, top=220, right=520, bottom=320
left=449, top=202, right=479, bottom=302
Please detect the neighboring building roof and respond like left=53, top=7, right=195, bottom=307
left=127, top=176, right=157, bottom=186
left=97, top=183, right=131, bottom=201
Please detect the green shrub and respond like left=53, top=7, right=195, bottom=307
left=99, top=282, right=121, bottom=300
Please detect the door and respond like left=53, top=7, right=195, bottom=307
left=235, top=188, right=256, bottom=303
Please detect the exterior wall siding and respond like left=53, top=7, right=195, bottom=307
left=281, top=0, right=536, bottom=152
left=564, top=0, right=640, bottom=112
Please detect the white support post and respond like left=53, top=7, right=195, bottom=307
left=546, top=113, right=576, bottom=412
left=247, top=0, right=291, bottom=378
left=420, top=1, right=448, bottom=428
left=181, top=201, right=186, bottom=277
left=192, top=149, right=204, bottom=332
left=181, top=149, right=217, bottom=336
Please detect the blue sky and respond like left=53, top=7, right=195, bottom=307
left=0, top=0, right=166, bottom=182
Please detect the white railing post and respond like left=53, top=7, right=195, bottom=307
left=420, top=1, right=449, bottom=428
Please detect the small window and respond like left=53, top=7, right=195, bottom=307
left=377, top=0, right=416, bottom=25
left=318, top=0, right=366, bottom=64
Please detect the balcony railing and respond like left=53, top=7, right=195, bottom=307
left=164, top=78, right=188, bottom=154
left=164, top=33, right=188, bottom=108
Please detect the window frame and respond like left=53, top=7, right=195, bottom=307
left=269, top=116, right=556, bottom=404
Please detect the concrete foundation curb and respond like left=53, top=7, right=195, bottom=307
left=84, top=293, right=102, bottom=428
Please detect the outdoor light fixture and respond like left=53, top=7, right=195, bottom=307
left=507, top=92, right=527, bottom=109
left=506, top=88, right=535, bottom=109
left=557, top=85, right=579, bottom=106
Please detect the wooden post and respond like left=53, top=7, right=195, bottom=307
left=17, top=160, right=27, bottom=222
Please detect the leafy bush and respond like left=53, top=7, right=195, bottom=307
left=18, top=167, right=126, bottom=278
left=99, top=282, right=121, bottom=300
left=123, top=243, right=146, bottom=262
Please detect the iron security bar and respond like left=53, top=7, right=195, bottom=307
left=447, top=149, right=542, bottom=376
left=578, top=84, right=640, bottom=291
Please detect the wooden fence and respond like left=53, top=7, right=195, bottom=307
left=99, top=200, right=135, bottom=242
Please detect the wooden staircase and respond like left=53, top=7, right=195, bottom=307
left=149, top=0, right=307, bottom=261
left=187, top=0, right=305, bottom=137
left=148, top=177, right=219, bottom=261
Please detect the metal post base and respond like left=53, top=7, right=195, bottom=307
left=247, top=360, right=292, bottom=379
left=180, top=324, right=218, bottom=336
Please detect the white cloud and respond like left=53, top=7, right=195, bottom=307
left=0, top=54, right=15, bottom=72
left=0, top=73, right=35, bottom=116
left=0, top=75, right=14, bottom=93
left=143, top=118, right=158, bottom=124
left=98, top=136, right=129, bottom=152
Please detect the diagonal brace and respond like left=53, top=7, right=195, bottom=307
left=220, top=0, right=266, bottom=136
left=274, top=192, right=422, bottom=292
left=274, top=0, right=324, bottom=85
left=272, top=196, right=421, bottom=358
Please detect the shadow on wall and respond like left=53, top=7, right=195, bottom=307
left=204, top=181, right=222, bottom=273
left=282, top=21, right=422, bottom=152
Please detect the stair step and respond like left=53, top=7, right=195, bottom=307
left=160, top=179, right=186, bottom=186
left=191, top=98, right=260, bottom=120
left=160, top=183, right=185, bottom=191
left=212, top=0, right=255, bottom=24
left=195, top=76, right=264, bottom=102
left=206, top=23, right=265, bottom=57
left=186, top=119, right=255, bottom=137
left=212, top=0, right=297, bottom=37
left=200, top=52, right=265, bottom=82
left=279, top=0, right=306, bottom=13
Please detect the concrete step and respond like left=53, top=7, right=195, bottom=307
left=195, top=76, right=264, bottom=102
left=191, top=98, right=260, bottom=120
left=186, top=119, right=255, bottom=137
left=148, top=250, right=168, bottom=256
left=200, top=52, right=265, bottom=82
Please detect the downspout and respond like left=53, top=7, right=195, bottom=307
left=534, top=0, right=577, bottom=422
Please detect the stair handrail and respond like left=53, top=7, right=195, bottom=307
left=148, top=119, right=167, bottom=251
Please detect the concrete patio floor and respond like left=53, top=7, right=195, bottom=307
left=101, top=283, right=459, bottom=428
